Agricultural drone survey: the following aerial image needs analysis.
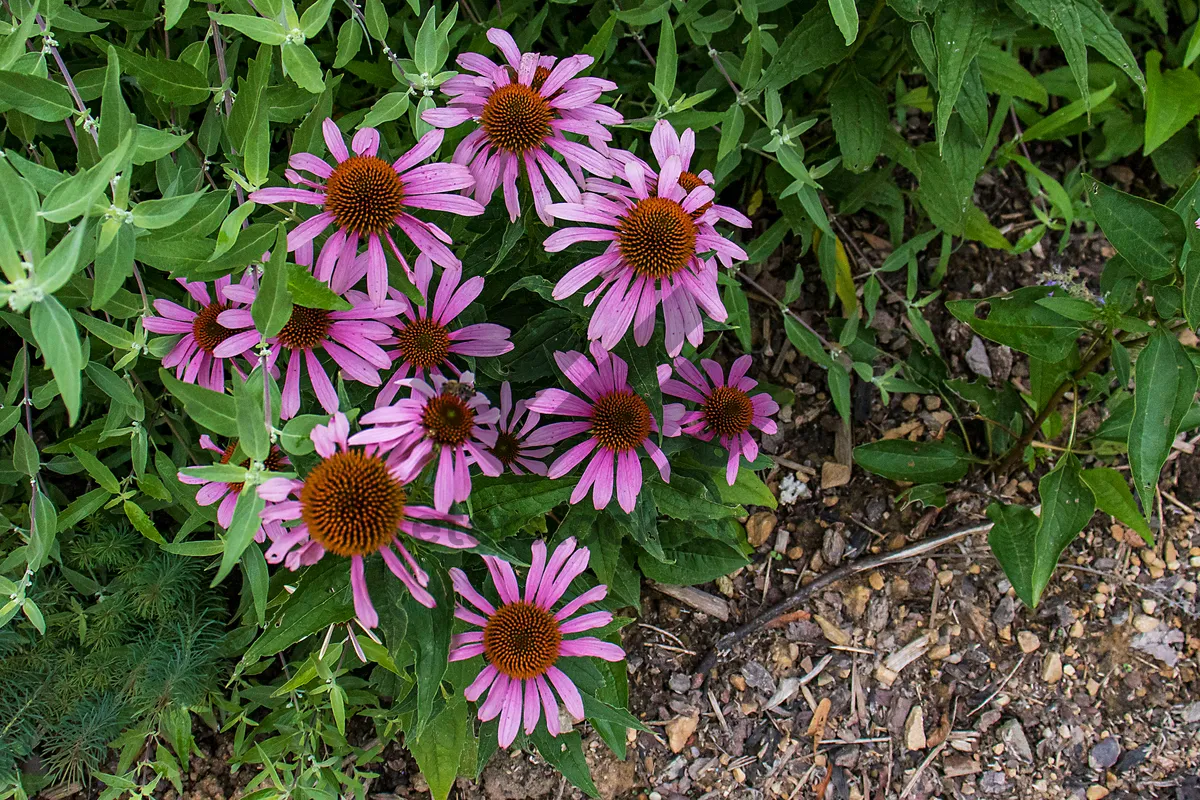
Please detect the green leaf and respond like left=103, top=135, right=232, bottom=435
left=530, top=729, right=599, bottom=798
left=750, top=3, right=849, bottom=95
left=361, top=92, right=410, bottom=128
left=716, top=467, right=777, bottom=510
left=0, top=159, right=38, bottom=256
left=364, top=0, right=388, bottom=39
left=1021, top=83, right=1116, bottom=141
left=654, top=12, right=676, bottom=102
left=1011, top=0, right=1088, bottom=108
left=0, top=71, right=75, bottom=121
left=653, top=475, right=741, bottom=521
left=240, top=557, right=354, bottom=667
left=31, top=296, right=84, bottom=424
left=210, top=13, right=288, bottom=44
left=300, top=0, right=335, bottom=37
left=1143, top=51, right=1200, bottom=156
left=124, top=500, right=166, bottom=544
left=637, top=521, right=748, bottom=584
left=407, top=697, right=468, bottom=800
left=405, top=567, right=452, bottom=737
left=986, top=501, right=1039, bottom=607
left=234, top=372, right=270, bottom=461
left=830, top=71, right=886, bottom=173
left=1185, top=243, right=1200, bottom=332
left=93, top=223, right=135, bottom=309
left=36, top=219, right=89, bottom=295
left=717, top=104, right=744, bottom=163
left=287, top=263, right=352, bottom=310
left=1085, top=175, right=1184, bottom=280
left=976, top=45, right=1048, bottom=106
left=333, top=19, right=362, bottom=68
left=1030, top=454, right=1095, bottom=605
left=212, top=489, right=266, bottom=586
left=828, top=0, right=858, bottom=45
left=253, top=226, right=293, bottom=338
left=131, top=192, right=204, bottom=230
left=932, top=0, right=991, bottom=149
left=282, top=42, right=324, bottom=93
left=41, top=131, right=133, bottom=224
left=1080, top=467, right=1152, bottom=545
left=100, top=47, right=135, bottom=156
left=165, top=0, right=187, bottom=29
left=946, top=286, right=1083, bottom=362
left=1128, top=330, right=1198, bottom=511
left=13, top=424, right=38, bottom=476
left=722, top=280, right=752, bottom=352
left=853, top=438, right=972, bottom=484
left=1075, top=0, right=1145, bottom=93
left=70, top=445, right=120, bottom=493
left=469, top=474, right=572, bottom=539
left=109, top=48, right=212, bottom=106
left=159, top=368, right=239, bottom=437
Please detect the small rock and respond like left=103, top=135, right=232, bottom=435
left=1184, top=702, right=1200, bottom=723
left=868, top=571, right=885, bottom=591
left=902, top=394, right=921, bottom=412
left=998, top=719, right=1032, bottom=763
left=821, top=461, right=852, bottom=489
left=729, top=675, right=747, bottom=692
left=1131, top=626, right=1184, bottom=667
left=923, top=395, right=941, bottom=410
left=746, top=512, right=778, bottom=547
left=1115, top=745, right=1149, bottom=772
left=965, top=336, right=993, bottom=378
left=668, top=673, right=692, bottom=694
left=1132, top=614, right=1159, bottom=633
left=813, top=614, right=851, bottom=646
left=1042, top=652, right=1063, bottom=684
left=1017, top=631, right=1041, bottom=653
left=979, top=770, right=1010, bottom=795
left=822, top=528, right=846, bottom=568
left=904, top=705, right=926, bottom=751
left=665, top=711, right=699, bottom=753
left=1086, top=787, right=1110, bottom=800
left=943, top=754, right=981, bottom=777
left=740, top=661, right=776, bottom=694
left=1088, top=737, right=1121, bottom=771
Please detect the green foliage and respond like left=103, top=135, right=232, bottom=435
left=3, top=0, right=1200, bottom=795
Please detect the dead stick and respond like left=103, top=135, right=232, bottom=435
left=693, top=515, right=1001, bottom=678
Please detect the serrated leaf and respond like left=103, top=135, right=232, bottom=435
left=405, top=567, right=451, bottom=737
left=830, top=71, right=885, bottom=172
left=1085, top=175, right=1184, bottom=280
left=946, top=286, right=1082, bottom=362
left=407, top=697, right=468, bottom=800
left=240, top=556, right=354, bottom=666
left=932, top=0, right=991, bottom=149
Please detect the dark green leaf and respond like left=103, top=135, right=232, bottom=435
left=1080, top=467, right=1152, bottom=545
left=1129, top=330, right=1198, bottom=511
left=407, top=697, right=468, bottom=800
left=253, top=226, right=293, bottom=338
left=750, top=4, right=849, bottom=95
left=1030, top=454, right=1095, bottom=605
left=932, top=0, right=991, bottom=149
left=159, top=368, right=239, bottom=437
left=946, top=286, right=1083, bottom=362
left=212, top=489, right=266, bottom=586
left=854, top=438, right=972, bottom=484
left=240, top=557, right=355, bottom=667
left=0, top=71, right=75, bottom=121
left=405, top=567, right=452, bottom=736
left=830, top=71, right=886, bottom=172
left=1085, top=176, right=1184, bottom=280
left=31, top=296, right=84, bottom=423
left=986, top=501, right=1039, bottom=607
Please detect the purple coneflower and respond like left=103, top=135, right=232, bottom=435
left=351, top=375, right=502, bottom=513
left=544, top=156, right=741, bottom=357
left=483, top=381, right=552, bottom=476
left=526, top=345, right=681, bottom=513
left=258, top=412, right=476, bottom=627
left=423, top=29, right=620, bottom=226
left=449, top=537, right=623, bottom=746
left=221, top=283, right=401, bottom=420
left=375, top=255, right=513, bottom=408
left=591, top=119, right=753, bottom=230
left=662, top=355, right=779, bottom=484
left=178, top=435, right=290, bottom=541
left=249, top=120, right=483, bottom=303
left=143, top=273, right=259, bottom=392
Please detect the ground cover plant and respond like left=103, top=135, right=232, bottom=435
left=1, top=0, right=1198, bottom=796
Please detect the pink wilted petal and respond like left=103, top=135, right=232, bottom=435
left=350, top=555, right=379, bottom=628
left=545, top=666, right=585, bottom=720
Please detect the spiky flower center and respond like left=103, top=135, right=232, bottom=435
left=220, top=441, right=287, bottom=493
left=490, top=431, right=521, bottom=465
left=483, top=600, right=562, bottom=679
left=481, top=83, right=554, bottom=154
left=617, top=196, right=698, bottom=279
left=192, top=302, right=235, bottom=353
left=422, top=393, right=476, bottom=446
left=301, top=449, right=406, bottom=557
left=396, top=317, right=451, bottom=370
left=276, top=305, right=332, bottom=351
left=324, top=156, right=406, bottom=236
left=703, top=386, right=754, bottom=437
left=590, top=390, right=651, bottom=452
left=678, top=171, right=706, bottom=192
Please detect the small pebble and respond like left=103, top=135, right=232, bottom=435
left=1042, top=652, right=1063, bottom=684
left=1089, top=736, right=1121, bottom=770
left=1132, top=615, right=1159, bottom=633
left=1017, top=631, right=1040, bottom=653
